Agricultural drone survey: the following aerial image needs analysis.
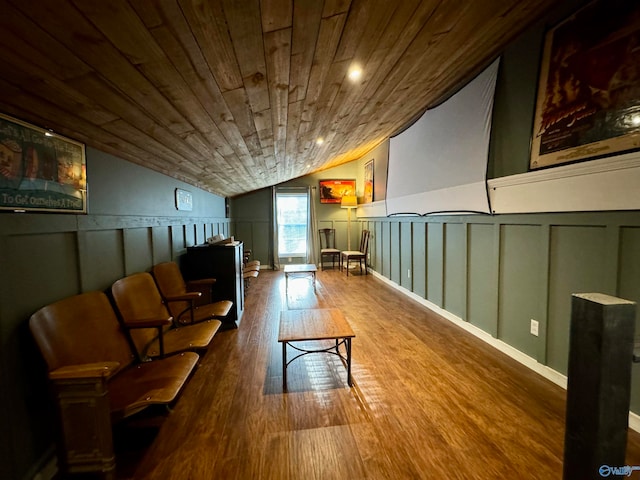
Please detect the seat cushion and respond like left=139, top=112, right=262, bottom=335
left=109, top=351, right=199, bottom=419
left=144, top=319, right=222, bottom=358
left=191, top=301, right=233, bottom=322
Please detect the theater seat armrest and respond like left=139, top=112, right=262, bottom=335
left=122, top=317, right=172, bottom=358
left=124, top=317, right=173, bottom=328
left=165, top=292, right=201, bottom=302
left=49, top=362, right=120, bottom=381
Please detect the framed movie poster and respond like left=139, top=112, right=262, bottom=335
left=364, top=159, right=373, bottom=203
left=530, top=0, right=640, bottom=170
left=319, top=179, right=355, bottom=204
left=0, top=113, right=86, bottom=213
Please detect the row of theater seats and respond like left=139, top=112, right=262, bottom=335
left=243, top=248, right=260, bottom=293
left=28, top=261, right=235, bottom=478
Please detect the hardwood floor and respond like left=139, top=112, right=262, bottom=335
left=109, top=268, right=640, bottom=479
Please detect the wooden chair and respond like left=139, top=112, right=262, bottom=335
left=242, top=249, right=260, bottom=288
left=152, top=261, right=232, bottom=325
left=341, top=229, right=370, bottom=276
left=244, top=248, right=260, bottom=270
left=29, top=291, right=199, bottom=477
left=111, top=272, right=221, bottom=360
left=243, top=268, right=259, bottom=294
left=318, top=228, right=340, bottom=270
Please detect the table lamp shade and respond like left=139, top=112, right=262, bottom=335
left=341, top=195, right=357, bottom=208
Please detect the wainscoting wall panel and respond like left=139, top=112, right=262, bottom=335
left=4, top=231, right=80, bottom=322
left=152, top=226, right=173, bottom=265
left=372, top=221, right=381, bottom=273
left=412, top=223, right=427, bottom=299
left=251, top=222, right=270, bottom=264
left=620, top=227, right=640, bottom=410
left=400, top=222, right=413, bottom=291
left=381, top=222, right=391, bottom=279
left=498, top=224, right=543, bottom=360
left=124, top=227, right=154, bottom=276
left=426, top=222, right=444, bottom=308
left=547, top=225, right=609, bottom=374
left=234, top=220, right=270, bottom=265
left=185, top=223, right=197, bottom=247
left=79, top=229, right=125, bottom=292
left=444, top=223, right=466, bottom=320
left=234, top=222, right=256, bottom=251
left=467, top=223, right=498, bottom=336
left=391, top=222, right=401, bottom=286
left=361, top=211, right=640, bottom=414
left=0, top=213, right=229, bottom=480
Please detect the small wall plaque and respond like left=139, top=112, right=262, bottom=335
left=175, top=188, right=193, bottom=211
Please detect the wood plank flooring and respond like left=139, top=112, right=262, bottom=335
left=110, top=268, right=640, bottom=479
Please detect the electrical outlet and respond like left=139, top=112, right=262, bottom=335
left=530, top=319, right=539, bottom=337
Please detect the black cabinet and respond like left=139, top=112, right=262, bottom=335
left=183, top=242, right=244, bottom=328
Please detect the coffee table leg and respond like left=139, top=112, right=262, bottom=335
left=282, top=341, right=287, bottom=391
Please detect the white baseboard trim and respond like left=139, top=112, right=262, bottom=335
left=632, top=412, right=640, bottom=434
left=369, top=269, right=640, bottom=433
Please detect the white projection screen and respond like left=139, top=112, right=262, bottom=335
left=386, top=58, right=500, bottom=215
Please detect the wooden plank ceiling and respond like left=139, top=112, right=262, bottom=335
left=0, top=0, right=558, bottom=198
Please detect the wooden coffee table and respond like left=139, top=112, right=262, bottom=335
left=283, top=263, right=317, bottom=294
left=278, top=308, right=355, bottom=390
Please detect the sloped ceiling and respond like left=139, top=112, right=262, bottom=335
left=0, top=0, right=558, bottom=197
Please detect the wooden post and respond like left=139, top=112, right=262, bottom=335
left=563, top=293, right=636, bottom=480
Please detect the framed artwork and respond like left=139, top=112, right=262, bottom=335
left=319, top=179, right=356, bottom=204
left=0, top=113, right=86, bottom=213
left=364, top=159, right=373, bottom=203
left=530, top=0, right=640, bottom=170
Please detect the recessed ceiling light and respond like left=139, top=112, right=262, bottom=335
left=348, top=65, right=362, bottom=82
left=316, top=137, right=324, bottom=145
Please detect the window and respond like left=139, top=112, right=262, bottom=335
left=276, top=192, right=308, bottom=257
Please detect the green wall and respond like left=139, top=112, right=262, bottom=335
left=0, top=147, right=228, bottom=480
left=362, top=214, right=640, bottom=388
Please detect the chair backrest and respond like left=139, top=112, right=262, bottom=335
left=318, top=228, right=336, bottom=249
left=152, top=262, right=190, bottom=318
left=29, top=291, right=135, bottom=374
left=111, top=272, right=173, bottom=357
left=153, top=262, right=187, bottom=296
left=359, top=229, right=371, bottom=254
